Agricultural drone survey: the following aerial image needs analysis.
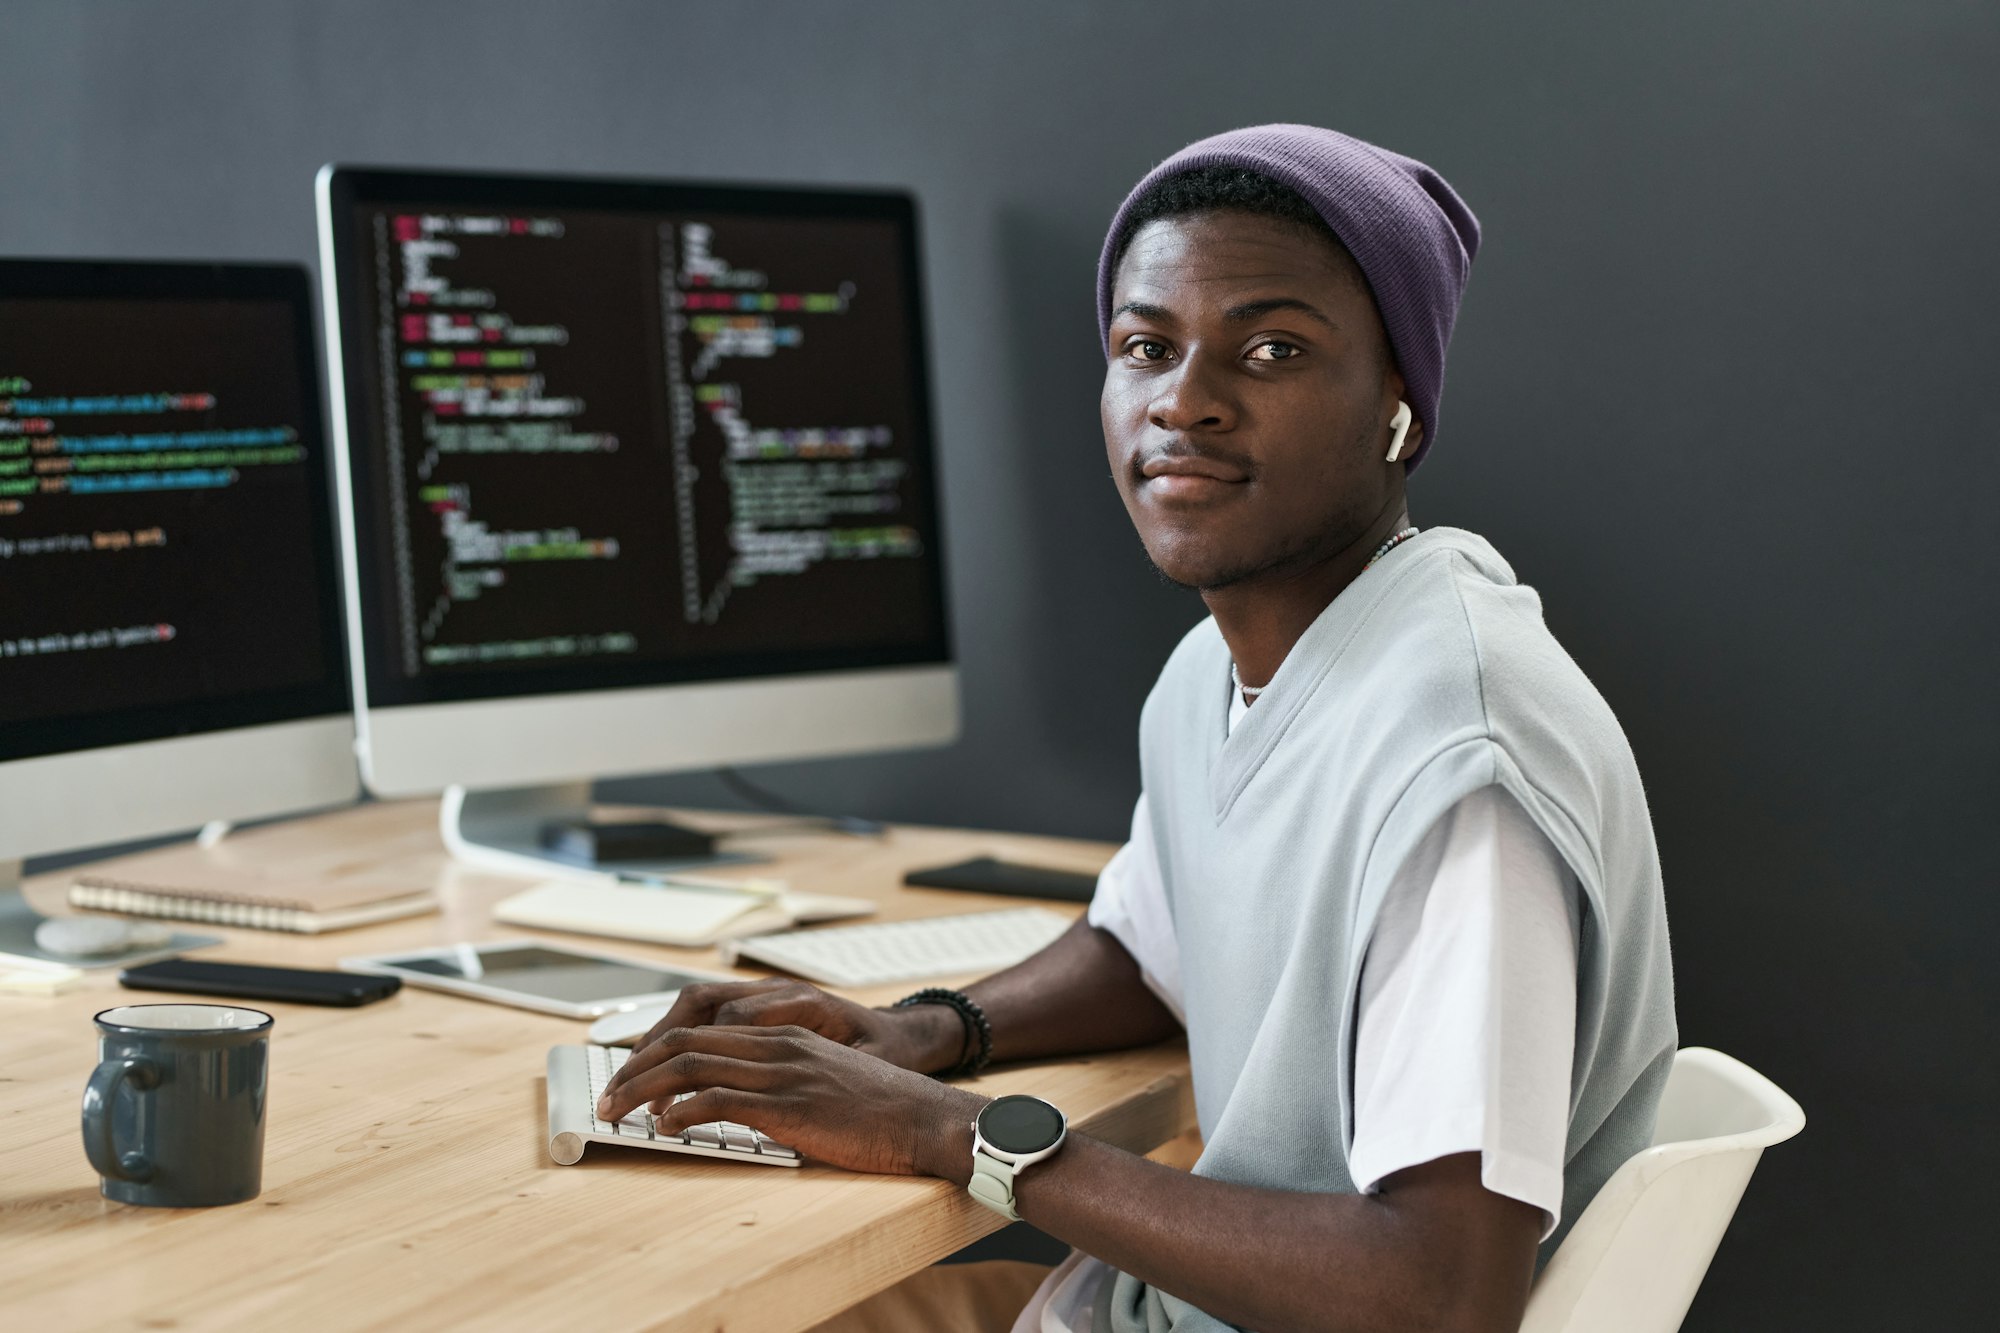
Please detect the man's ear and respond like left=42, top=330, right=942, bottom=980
left=1402, top=411, right=1426, bottom=455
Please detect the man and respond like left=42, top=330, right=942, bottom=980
left=600, top=124, right=1676, bottom=1333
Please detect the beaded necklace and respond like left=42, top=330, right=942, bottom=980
left=1231, top=526, right=1420, bottom=698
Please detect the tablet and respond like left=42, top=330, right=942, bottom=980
left=340, top=940, right=739, bottom=1019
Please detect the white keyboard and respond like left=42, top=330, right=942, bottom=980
left=545, top=1044, right=800, bottom=1167
left=725, top=907, right=1071, bottom=988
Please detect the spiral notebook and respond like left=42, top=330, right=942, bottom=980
left=67, top=839, right=436, bottom=934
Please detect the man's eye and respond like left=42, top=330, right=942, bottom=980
left=1248, top=341, right=1299, bottom=361
left=1128, top=339, right=1171, bottom=362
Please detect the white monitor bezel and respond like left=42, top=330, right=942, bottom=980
left=352, top=663, right=957, bottom=796
left=0, top=717, right=358, bottom=861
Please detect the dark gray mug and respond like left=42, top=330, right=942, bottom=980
left=83, top=1003, right=272, bottom=1207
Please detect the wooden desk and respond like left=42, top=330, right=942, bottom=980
left=0, top=801, right=1192, bottom=1331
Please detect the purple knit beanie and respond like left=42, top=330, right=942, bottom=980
left=1097, top=124, right=1480, bottom=472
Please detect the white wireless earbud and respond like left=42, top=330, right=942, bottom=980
left=1385, top=400, right=1414, bottom=463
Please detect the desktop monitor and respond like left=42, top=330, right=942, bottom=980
left=315, top=167, right=956, bottom=877
left=0, top=259, right=358, bottom=917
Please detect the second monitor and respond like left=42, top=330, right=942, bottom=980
left=316, top=167, right=956, bottom=877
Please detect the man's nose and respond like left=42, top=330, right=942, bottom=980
left=1148, top=355, right=1236, bottom=433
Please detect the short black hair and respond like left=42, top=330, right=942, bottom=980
left=1109, top=165, right=1360, bottom=284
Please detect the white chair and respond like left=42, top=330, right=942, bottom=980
left=1519, top=1047, right=1806, bottom=1333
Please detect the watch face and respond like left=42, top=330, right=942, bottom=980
left=979, top=1095, right=1065, bottom=1155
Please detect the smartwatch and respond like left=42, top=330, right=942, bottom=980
left=968, top=1094, right=1068, bottom=1221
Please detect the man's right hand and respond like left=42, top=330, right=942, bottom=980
left=631, top=978, right=965, bottom=1074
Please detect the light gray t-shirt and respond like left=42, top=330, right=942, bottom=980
left=1096, top=527, right=1677, bottom=1332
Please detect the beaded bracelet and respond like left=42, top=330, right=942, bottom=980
left=891, top=987, right=993, bottom=1079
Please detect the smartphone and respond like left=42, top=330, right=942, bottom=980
left=119, top=959, right=402, bottom=1008
left=902, top=856, right=1098, bottom=903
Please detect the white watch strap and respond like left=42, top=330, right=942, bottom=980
left=968, top=1151, right=1020, bottom=1221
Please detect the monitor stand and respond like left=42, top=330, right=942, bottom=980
left=439, top=783, right=764, bottom=884
left=0, top=859, right=222, bottom=970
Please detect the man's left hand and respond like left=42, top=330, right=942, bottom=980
left=596, top=1023, right=984, bottom=1180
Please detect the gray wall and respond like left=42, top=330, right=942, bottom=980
left=7, top=3, right=1995, bottom=1327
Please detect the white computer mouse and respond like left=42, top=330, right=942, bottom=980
left=588, top=1003, right=673, bottom=1047
left=34, top=916, right=171, bottom=958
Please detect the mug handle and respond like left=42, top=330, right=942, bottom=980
left=82, top=1057, right=159, bottom=1183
